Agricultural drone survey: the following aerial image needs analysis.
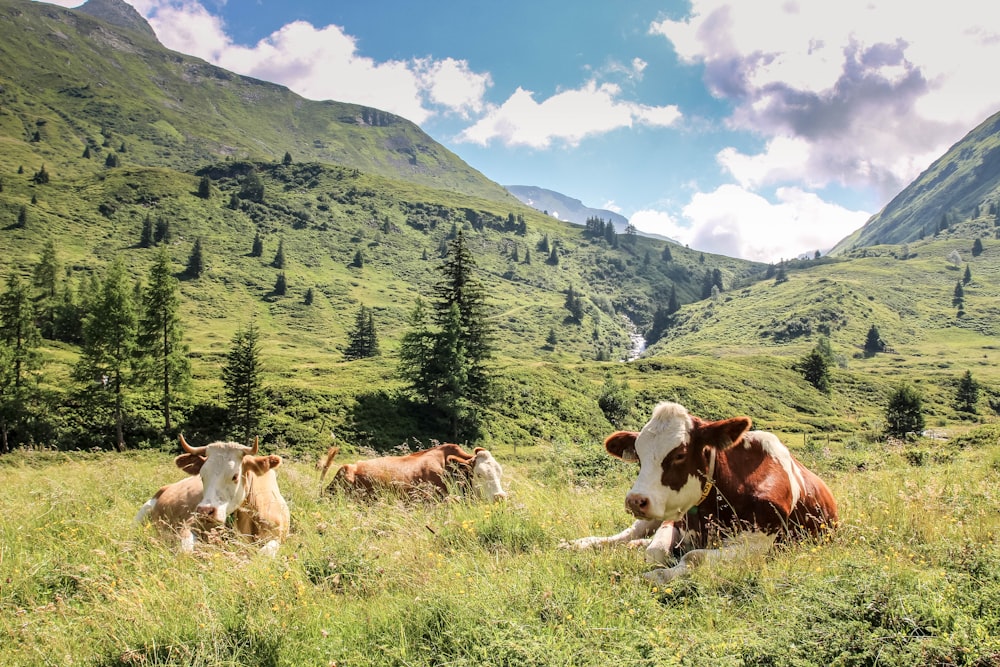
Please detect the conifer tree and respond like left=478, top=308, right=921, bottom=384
left=75, top=257, right=137, bottom=451
left=963, top=264, right=972, bottom=285
left=240, top=169, right=265, bottom=203
left=0, top=274, right=43, bottom=452
left=31, top=240, right=60, bottom=339
left=885, top=384, right=924, bottom=438
left=272, top=238, right=286, bottom=269
left=953, top=281, right=965, bottom=308
left=139, top=214, right=154, bottom=248
left=185, top=238, right=204, bottom=278
left=197, top=175, right=212, bottom=199
left=864, top=324, right=885, bottom=356
left=222, top=321, right=266, bottom=444
left=16, top=206, right=27, bottom=229
left=661, top=245, right=673, bottom=262
left=82, top=145, right=92, bottom=159
left=32, top=164, right=49, bottom=184
left=956, top=370, right=979, bottom=414
left=251, top=232, right=264, bottom=258
left=104, top=152, right=119, bottom=168
left=972, top=238, right=984, bottom=257
left=273, top=272, right=287, bottom=296
left=136, top=247, right=190, bottom=432
left=282, top=151, right=292, bottom=165
left=154, top=217, right=171, bottom=245
left=795, top=344, right=831, bottom=393
left=351, top=249, right=364, bottom=268
left=344, top=305, right=380, bottom=360
left=304, top=287, right=314, bottom=305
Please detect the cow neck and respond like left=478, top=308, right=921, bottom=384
left=690, top=448, right=717, bottom=512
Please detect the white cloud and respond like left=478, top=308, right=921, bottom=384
left=631, top=185, right=870, bottom=263
left=457, top=80, right=681, bottom=148
left=111, top=0, right=489, bottom=125
left=650, top=0, right=1000, bottom=205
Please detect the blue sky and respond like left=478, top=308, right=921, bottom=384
left=45, top=0, right=1000, bottom=262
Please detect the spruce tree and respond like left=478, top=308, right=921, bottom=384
left=0, top=274, right=43, bottom=452
left=282, top=151, right=292, bottom=165
left=139, top=214, right=154, bottom=248
left=185, top=238, right=204, bottom=278
left=251, top=232, right=264, bottom=257
left=75, top=257, right=137, bottom=451
left=956, top=370, right=979, bottom=414
left=197, top=175, right=212, bottom=199
left=16, top=206, right=27, bottom=229
left=795, top=345, right=831, bottom=393
left=240, top=169, right=265, bottom=203
left=222, top=321, right=266, bottom=445
left=136, top=247, right=190, bottom=432
left=154, top=217, right=171, bottom=245
left=972, top=238, right=984, bottom=257
left=885, top=384, right=924, bottom=438
left=272, top=238, right=286, bottom=269
left=303, top=287, right=314, bottom=305
left=344, top=305, right=380, bottom=360
left=31, top=239, right=60, bottom=339
left=963, top=264, right=972, bottom=285
left=864, top=324, right=885, bottom=356
left=273, top=272, right=287, bottom=296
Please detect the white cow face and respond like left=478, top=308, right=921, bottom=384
left=470, top=448, right=507, bottom=502
left=605, top=402, right=751, bottom=522
left=195, top=443, right=250, bottom=523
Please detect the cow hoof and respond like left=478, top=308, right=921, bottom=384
left=643, top=544, right=671, bottom=566
left=643, top=566, right=686, bottom=585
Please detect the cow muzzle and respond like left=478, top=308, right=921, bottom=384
left=196, top=503, right=225, bottom=523
left=625, top=492, right=653, bottom=519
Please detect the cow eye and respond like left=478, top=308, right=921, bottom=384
left=231, top=474, right=238, bottom=482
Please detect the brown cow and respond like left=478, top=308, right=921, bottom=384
left=319, top=443, right=507, bottom=502
left=133, top=435, right=290, bottom=556
left=565, top=401, right=838, bottom=583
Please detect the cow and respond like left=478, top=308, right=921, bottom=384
left=318, top=443, right=508, bottom=502
left=133, top=435, right=290, bottom=556
left=565, top=401, right=838, bottom=583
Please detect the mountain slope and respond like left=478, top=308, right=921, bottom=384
left=0, top=0, right=510, bottom=203
left=831, top=108, right=1000, bottom=253
left=506, top=185, right=629, bottom=230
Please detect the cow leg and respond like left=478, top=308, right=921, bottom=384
left=259, top=539, right=281, bottom=557
left=643, top=522, right=685, bottom=565
left=178, top=526, right=196, bottom=553
left=132, top=497, right=157, bottom=526
left=643, top=531, right=777, bottom=584
left=562, top=519, right=662, bottom=551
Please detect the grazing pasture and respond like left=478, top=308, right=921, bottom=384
left=2, top=432, right=999, bottom=666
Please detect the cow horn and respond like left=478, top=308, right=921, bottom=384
left=242, top=436, right=259, bottom=455
left=179, top=433, right=207, bottom=455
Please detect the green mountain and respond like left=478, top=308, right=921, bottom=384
left=0, top=0, right=771, bottom=450
left=831, top=108, right=1000, bottom=253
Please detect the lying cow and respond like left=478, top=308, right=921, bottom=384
left=319, top=443, right=508, bottom=502
left=133, top=435, right=290, bottom=556
left=566, top=401, right=838, bottom=583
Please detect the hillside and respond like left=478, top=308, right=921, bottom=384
left=0, top=0, right=509, bottom=202
left=831, top=108, right=1000, bottom=253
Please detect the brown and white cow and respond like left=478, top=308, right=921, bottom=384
left=566, top=401, right=838, bottom=583
left=133, top=435, right=290, bottom=556
left=319, top=443, right=508, bottom=502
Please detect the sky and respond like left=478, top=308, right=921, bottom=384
left=41, top=0, right=1000, bottom=263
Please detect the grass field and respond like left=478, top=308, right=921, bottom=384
left=2, top=428, right=999, bottom=667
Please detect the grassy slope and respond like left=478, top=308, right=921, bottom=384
left=1, top=431, right=998, bottom=666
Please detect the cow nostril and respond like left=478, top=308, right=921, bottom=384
left=626, top=493, right=650, bottom=516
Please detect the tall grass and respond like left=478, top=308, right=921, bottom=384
left=1, top=435, right=999, bottom=666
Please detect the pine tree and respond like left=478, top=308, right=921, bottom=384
left=154, top=217, right=170, bottom=245
left=545, top=328, right=557, bottom=349
left=240, top=169, right=265, bottom=203
left=31, top=240, right=60, bottom=339
left=963, top=264, right=972, bottom=285
left=272, top=239, right=286, bottom=269
left=282, top=151, right=292, bottom=165
left=667, top=285, right=680, bottom=314
left=344, top=306, right=380, bottom=360
left=16, top=206, right=27, bottom=229
left=397, top=297, right=436, bottom=399
left=104, top=152, right=119, bottom=168
left=222, top=321, right=266, bottom=444
left=82, top=145, right=91, bottom=159
left=197, top=175, right=212, bottom=199
left=795, top=345, right=831, bottom=393
left=547, top=246, right=559, bottom=265
left=953, top=281, right=965, bottom=308
left=185, top=238, right=204, bottom=278
left=972, top=238, right=984, bottom=257
left=32, top=164, right=49, bottom=184
left=351, top=249, right=364, bottom=268
left=139, top=214, right=154, bottom=248
left=956, top=370, right=979, bottom=414
left=0, top=274, right=43, bottom=452
left=136, top=246, right=190, bottom=433
left=303, top=287, right=314, bottom=305
left=864, top=324, right=885, bottom=356
left=885, top=384, right=924, bottom=438
left=661, top=245, right=673, bottom=262
left=75, top=257, right=137, bottom=451
left=251, top=231, right=264, bottom=258
left=273, top=272, right=287, bottom=296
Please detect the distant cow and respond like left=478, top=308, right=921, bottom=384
left=319, top=443, right=508, bottom=502
left=566, top=401, right=838, bottom=583
left=133, top=435, right=290, bottom=556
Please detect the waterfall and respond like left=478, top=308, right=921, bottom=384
left=620, top=315, right=647, bottom=362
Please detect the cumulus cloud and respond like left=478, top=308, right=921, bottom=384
left=457, top=80, right=681, bottom=148
left=631, top=185, right=869, bottom=263
left=651, top=0, right=1000, bottom=204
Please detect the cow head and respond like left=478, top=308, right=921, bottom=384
left=175, top=435, right=282, bottom=523
left=605, top=402, right=751, bottom=522
left=447, top=447, right=508, bottom=502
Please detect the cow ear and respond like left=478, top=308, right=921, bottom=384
left=243, top=454, right=282, bottom=475
left=446, top=454, right=474, bottom=476
left=174, top=453, right=205, bottom=475
left=698, top=416, right=752, bottom=451
left=604, top=431, right=640, bottom=462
